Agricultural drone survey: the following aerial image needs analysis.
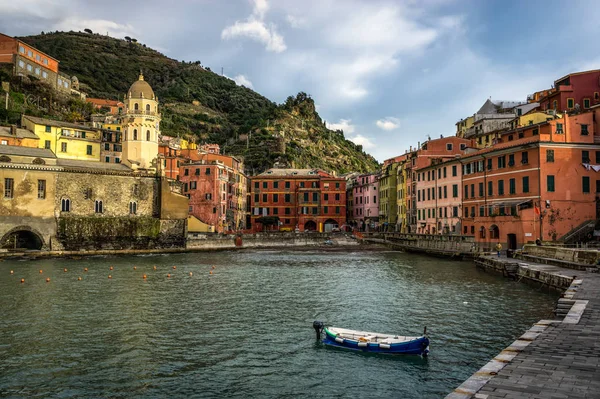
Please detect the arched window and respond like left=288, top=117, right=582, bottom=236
left=146, top=130, right=151, bottom=141
left=134, top=103, right=139, bottom=111
left=133, top=129, right=138, bottom=140
left=146, top=104, right=150, bottom=113
left=95, top=200, right=103, bottom=214
left=61, top=198, right=71, bottom=212
left=129, top=201, right=137, bottom=215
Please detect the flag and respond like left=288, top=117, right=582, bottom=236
left=534, top=206, right=540, bottom=215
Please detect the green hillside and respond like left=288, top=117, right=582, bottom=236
left=16, top=31, right=379, bottom=174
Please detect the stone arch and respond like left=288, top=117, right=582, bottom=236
left=0, top=226, right=45, bottom=250
left=304, top=220, right=317, bottom=231
left=323, top=218, right=339, bottom=232
left=0, top=155, right=11, bottom=162
left=489, top=224, right=499, bottom=239
left=32, top=157, right=45, bottom=165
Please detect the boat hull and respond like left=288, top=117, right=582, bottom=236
left=322, top=328, right=429, bottom=356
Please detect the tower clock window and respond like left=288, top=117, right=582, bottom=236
left=133, top=129, right=138, bottom=140
left=134, top=103, right=139, bottom=111
left=146, top=104, right=150, bottom=113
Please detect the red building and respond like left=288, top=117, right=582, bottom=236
left=251, top=168, right=346, bottom=232
left=536, top=69, right=600, bottom=112
left=86, top=98, right=125, bottom=115
left=460, top=109, right=600, bottom=250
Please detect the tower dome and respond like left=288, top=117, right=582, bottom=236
left=128, top=73, right=155, bottom=99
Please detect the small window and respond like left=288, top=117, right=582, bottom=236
left=263, top=182, right=268, bottom=189
left=19, top=45, right=25, bottom=53
left=547, top=175, right=555, bottom=192
left=446, top=143, right=453, bottom=151
left=581, top=125, right=589, bottom=136
left=86, top=145, right=92, bottom=155
left=129, top=201, right=137, bottom=215
left=44, top=140, right=51, bottom=149
left=146, top=130, right=151, bottom=141
left=532, top=128, right=539, bottom=136
left=42, top=71, right=48, bottom=78
left=583, top=98, right=590, bottom=109
left=133, top=129, right=138, bottom=140
left=556, top=123, right=563, bottom=134
left=37, top=180, right=46, bottom=199
left=105, top=157, right=110, bottom=163
left=4, top=178, right=14, bottom=198
left=567, top=98, right=574, bottom=109
left=285, top=181, right=290, bottom=189
left=583, top=176, right=590, bottom=193
left=206, top=168, right=210, bottom=175
left=95, top=200, right=103, bottom=214
left=273, top=181, right=279, bottom=189
left=195, top=168, right=200, bottom=175
left=184, top=169, right=189, bottom=176
left=582, top=150, right=590, bottom=163
left=522, top=176, right=530, bottom=193
left=61, top=142, right=67, bottom=152
left=61, top=198, right=71, bottom=212
left=254, top=182, right=259, bottom=189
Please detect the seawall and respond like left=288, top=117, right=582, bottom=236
left=362, top=232, right=478, bottom=259
left=0, top=232, right=360, bottom=260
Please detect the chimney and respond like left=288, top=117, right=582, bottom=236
left=10, top=125, right=17, bottom=136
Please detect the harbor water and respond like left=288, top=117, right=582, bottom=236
left=0, top=250, right=558, bottom=398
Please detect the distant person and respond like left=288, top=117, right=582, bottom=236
left=495, top=242, right=502, bottom=257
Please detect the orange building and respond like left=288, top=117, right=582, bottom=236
left=251, top=168, right=346, bottom=232
left=460, top=110, right=600, bottom=250
left=0, top=125, right=39, bottom=147
left=86, top=98, right=125, bottom=115
left=0, top=33, right=64, bottom=91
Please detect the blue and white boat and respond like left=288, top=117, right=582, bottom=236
left=313, top=321, right=429, bottom=356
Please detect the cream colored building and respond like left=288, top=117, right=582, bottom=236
left=122, top=74, right=160, bottom=170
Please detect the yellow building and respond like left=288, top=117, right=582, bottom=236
left=21, top=115, right=101, bottom=161
left=456, top=116, right=474, bottom=138
left=509, top=111, right=560, bottom=129
left=122, top=74, right=161, bottom=170
left=396, top=158, right=410, bottom=233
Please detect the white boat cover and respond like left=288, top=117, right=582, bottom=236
left=327, top=327, right=421, bottom=344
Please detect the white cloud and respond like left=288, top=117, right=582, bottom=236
left=326, top=119, right=355, bottom=134
left=232, top=74, right=254, bottom=88
left=286, top=14, right=307, bottom=28
left=348, top=134, right=375, bottom=149
left=376, top=117, right=400, bottom=131
left=221, top=0, right=286, bottom=53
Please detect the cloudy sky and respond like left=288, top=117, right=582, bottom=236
left=2, top=0, right=600, bottom=161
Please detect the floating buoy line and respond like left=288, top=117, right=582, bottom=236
left=8, top=264, right=216, bottom=284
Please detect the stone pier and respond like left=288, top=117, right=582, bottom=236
left=447, top=256, right=600, bottom=398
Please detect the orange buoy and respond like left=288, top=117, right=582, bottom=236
left=78, top=277, right=82, bottom=281
left=189, top=272, right=193, bottom=276
left=108, top=275, right=112, bottom=279
left=109, top=266, right=114, bottom=271
left=153, top=266, right=157, bottom=270
left=46, top=278, right=50, bottom=283
left=10, top=270, right=14, bottom=274
left=209, top=270, right=213, bottom=275
left=64, top=268, right=68, bottom=272
left=84, top=268, right=88, bottom=272
left=143, top=274, right=147, bottom=279
left=39, top=270, right=43, bottom=274
left=172, top=266, right=177, bottom=270
left=167, top=273, right=171, bottom=278
left=133, top=266, right=137, bottom=270
left=20, top=278, right=25, bottom=283
left=212, top=265, right=215, bottom=270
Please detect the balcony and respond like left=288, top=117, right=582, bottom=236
left=128, top=110, right=161, bottom=117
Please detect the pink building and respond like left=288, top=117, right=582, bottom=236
left=415, top=158, right=462, bottom=234
left=350, top=173, right=379, bottom=231
left=413, top=136, right=473, bottom=234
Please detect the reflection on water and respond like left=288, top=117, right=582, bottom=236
left=0, top=250, right=558, bottom=398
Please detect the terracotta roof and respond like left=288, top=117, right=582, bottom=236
left=23, top=115, right=97, bottom=131
left=0, top=145, right=56, bottom=158
left=257, top=168, right=333, bottom=177
left=86, top=98, right=123, bottom=107
left=0, top=126, right=38, bottom=139
left=461, top=137, right=540, bottom=159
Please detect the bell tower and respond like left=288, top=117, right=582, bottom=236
left=122, top=73, right=160, bottom=170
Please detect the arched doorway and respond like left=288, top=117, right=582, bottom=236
left=323, top=219, right=339, bottom=232
left=1, top=227, right=44, bottom=250
left=489, top=224, right=499, bottom=240
left=304, top=220, right=317, bottom=231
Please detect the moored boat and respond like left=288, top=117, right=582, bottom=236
left=313, top=321, right=429, bottom=356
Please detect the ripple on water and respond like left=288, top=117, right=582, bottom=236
left=0, top=251, right=558, bottom=398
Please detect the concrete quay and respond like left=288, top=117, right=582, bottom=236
left=448, top=256, right=600, bottom=399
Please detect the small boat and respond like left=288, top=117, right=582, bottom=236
left=313, top=321, right=429, bottom=356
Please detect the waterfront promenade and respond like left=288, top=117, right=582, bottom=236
left=448, top=256, right=600, bottom=398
